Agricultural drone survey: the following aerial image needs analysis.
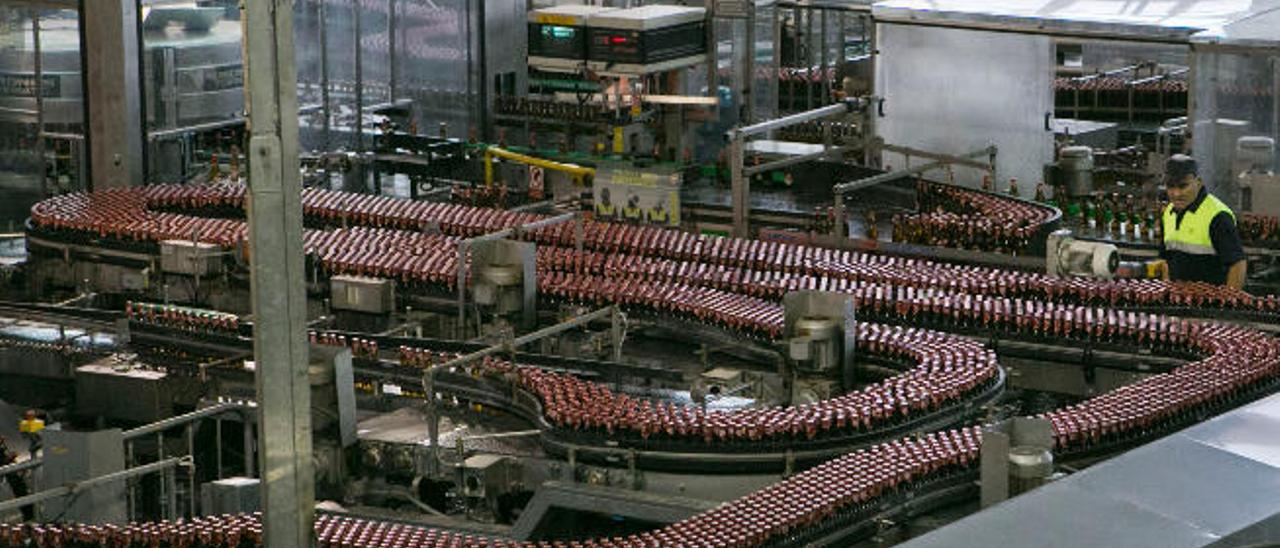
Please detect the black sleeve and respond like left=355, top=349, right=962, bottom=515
left=1210, top=212, right=1246, bottom=266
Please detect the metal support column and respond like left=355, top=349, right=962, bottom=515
left=243, top=0, right=315, bottom=546
left=81, top=0, right=144, bottom=189
left=319, top=0, right=331, bottom=150
left=31, top=8, right=45, bottom=196
left=476, top=0, right=489, bottom=141
left=705, top=7, right=717, bottom=116
left=743, top=3, right=756, bottom=124
left=389, top=0, right=399, bottom=101
left=728, top=137, right=748, bottom=238
left=354, top=1, right=364, bottom=154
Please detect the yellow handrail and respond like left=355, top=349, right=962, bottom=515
left=483, top=146, right=595, bottom=188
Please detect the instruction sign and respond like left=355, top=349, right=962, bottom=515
left=593, top=167, right=682, bottom=227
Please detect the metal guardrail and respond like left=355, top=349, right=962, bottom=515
left=0, top=457, right=187, bottom=515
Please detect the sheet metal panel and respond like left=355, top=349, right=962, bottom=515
left=900, top=392, right=1280, bottom=548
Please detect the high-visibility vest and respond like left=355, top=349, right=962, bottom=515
left=596, top=202, right=616, bottom=216
left=648, top=208, right=668, bottom=223
left=624, top=206, right=642, bottom=219
left=19, top=418, right=44, bottom=435
left=1162, top=193, right=1234, bottom=257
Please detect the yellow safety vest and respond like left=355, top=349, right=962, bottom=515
left=648, top=208, right=668, bottom=224
left=19, top=418, right=44, bottom=434
left=1162, top=193, right=1234, bottom=257
left=596, top=203, right=616, bottom=216
left=624, top=206, right=642, bottom=219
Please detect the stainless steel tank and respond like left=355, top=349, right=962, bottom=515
left=1007, top=445, right=1054, bottom=496
left=1059, top=146, right=1094, bottom=198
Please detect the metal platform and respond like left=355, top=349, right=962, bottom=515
left=899, top=391, right=1280, bottom=548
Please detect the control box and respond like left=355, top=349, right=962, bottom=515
left=528, top=5, right=617, bottom=73
left=587, top=5, right=707, bottom=76
left=331, top=275, right=396, bottom=315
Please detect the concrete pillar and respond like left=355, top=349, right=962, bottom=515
left=81, top=0, right=144, bottom=188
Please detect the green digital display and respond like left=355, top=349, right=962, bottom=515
left=541, top=26, right=577, bottom=40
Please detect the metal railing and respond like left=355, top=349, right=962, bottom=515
left=424, top=305, right=625, bottom=476
left=121, top=402, right=251, bottom=520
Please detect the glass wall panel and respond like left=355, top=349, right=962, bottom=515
left=296, top=0, right=329, bottom=152
left=753, top=3, right=777, bottom=122
left=359, top=0, right=391, bottom=107
left=0, top=7, right=43, bottom=224
left=0, top=7, right=83, bottom=222
left=397, top=0, right=473, bottom=137
left=1192, top=47, right=1279, bottom=213
left=140, top=0, right=244, bottom=183
left=876, top=23, right=1054, bottom=196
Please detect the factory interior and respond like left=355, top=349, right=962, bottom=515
left=1, top=0, right=1280, bottom=546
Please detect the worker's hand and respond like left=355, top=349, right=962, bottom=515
left=1147, top=259, right=1169, bottom=281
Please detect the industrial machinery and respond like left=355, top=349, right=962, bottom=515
left=1238, top=136, right=1278, bottom=214
left=528, top=5, right=617, bottom=74
left=470, top=239, right=537, bottom=331
left=585, top=5, right=708, bottom=77
left=782, top=291, right=856, bottom=406
left=6, top=2, right=1280, bottom=547
left=5, top=179, right=1280, bottom=546
left=1045, top=229, right=1120, bottom=280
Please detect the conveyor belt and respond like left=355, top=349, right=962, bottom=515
left=9, top=183, right=1280, bottom=547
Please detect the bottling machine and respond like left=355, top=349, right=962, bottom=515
left=3, top=1, right=1280, bottom=547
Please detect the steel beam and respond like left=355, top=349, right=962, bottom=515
left=729, top=138, right=748, bottom=237
left=243, top=1, right=315, bottom=546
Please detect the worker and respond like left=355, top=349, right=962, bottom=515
left=595, top=187, right=616, bottom=218
left=19, top=410, right=44, bottom=455
left=1153, top=155, right=1247, bottom=289
left=647, top=200, right=669, bottom=225
left=623, top=194, right=643, bottom=223
left=0, top=436, right=34, bottom=521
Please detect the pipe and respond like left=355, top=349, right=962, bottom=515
left=483, top=147, right=595, bottom=188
